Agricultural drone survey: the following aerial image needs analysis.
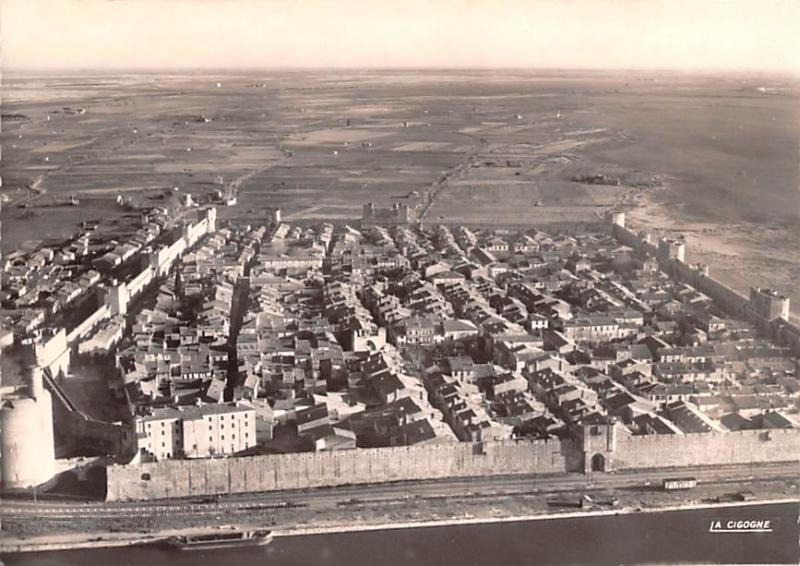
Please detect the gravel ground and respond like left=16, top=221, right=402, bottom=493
left=2, top=478, right=797, bottom=546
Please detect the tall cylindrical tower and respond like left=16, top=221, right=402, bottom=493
left=1, top=366, right=56, bottom=491
left=1, top=391, right=55, bottom=490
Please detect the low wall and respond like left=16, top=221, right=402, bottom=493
left=106, top=439, right=568, bottom=501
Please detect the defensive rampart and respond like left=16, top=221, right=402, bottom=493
left=126, top=266, right=154, bottom=299
left=583, top=425, right=800, bottom=473
left=105, top=426, right=800, bottom=500
left=103, top=216, right=800, bottom=501
left=62, top=412, right=133, bottom=456
left=66, top=305, right=111, bottom=345
left=106, top=439, right=571, bottom=501
left=615, top=428, right=800, bottom=469
left=612, top=223, right=799, bottom=354
left=32, top=211, right=216, bottom=372
left=149, top=238, right=187, bottom=278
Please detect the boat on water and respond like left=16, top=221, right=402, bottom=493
left=164, top=529, right=273, bottom=551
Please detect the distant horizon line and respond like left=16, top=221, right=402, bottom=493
left=3, top=65, right=799, bottom=78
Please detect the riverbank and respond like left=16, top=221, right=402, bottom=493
left=7, top=499, right=798, bottom=566
left=277, top=497, right=800, bottom=537
left=3, top=480, right=797, bottom=554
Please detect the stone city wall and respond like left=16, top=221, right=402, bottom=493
left=68, top=413, right=133, bottom=456
left=126, top=266, right=154, bottom=299
left=609, top=428, right=800, bottom=471
left=612, top=223, right=799, bottom=353
left=185, top=217, right=210, bottom=247
left=443, top=221, right=610, bottom=235
left=672, top=260, right=749, bottom=317
left=66, top=305, right=111, bottom=345
left=150, top=238, right=187, bottom=278
left=106, top=439, right=570, bottom=501
left=34, top=330, right=71, bottom=377
left=106, top=427, right=800, bottom=500
left=613, top=225, right=655, bottom=256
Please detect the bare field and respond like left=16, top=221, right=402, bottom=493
left=2, top=70, right=799, bottom=313
left=289, top=128, right=390, bottom=145
left=394, top=142, right=455, bottom=152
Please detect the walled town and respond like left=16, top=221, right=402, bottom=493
left=1, top=203, right=799, bottom=499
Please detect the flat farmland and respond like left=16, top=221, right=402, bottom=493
left=0, top=71, right=690, bottom=237
left=2, top=70, right=798, bottom=315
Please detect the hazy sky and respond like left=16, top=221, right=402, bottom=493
left=3, top=0, right=799, bottom=72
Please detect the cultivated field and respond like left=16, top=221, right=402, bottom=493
left=2, top=70, right=798, bottom=312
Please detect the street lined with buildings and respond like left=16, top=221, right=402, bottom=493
left=2, top=204, right=799, bottom=506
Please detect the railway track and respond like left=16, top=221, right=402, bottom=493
left=2, top=462, right=796, bottom=520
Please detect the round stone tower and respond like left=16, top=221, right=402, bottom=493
left=0, top=366, right=56, bottom=490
